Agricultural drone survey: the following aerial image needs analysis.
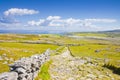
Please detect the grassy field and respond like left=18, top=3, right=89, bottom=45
left=0, top=34, right=59, bottom=73
left=68, top=32, right=120, bottom=37
left=0, top=33, right=120, bottom=78
left=66, top=33, right=120, bottom=67
left=72, top=32, right=108, bottom=37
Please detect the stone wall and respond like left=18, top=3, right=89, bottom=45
left=0, top=49, right=50, bottom=80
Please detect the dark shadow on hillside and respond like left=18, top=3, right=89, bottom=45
left=103, top=64, right=120, bottom=75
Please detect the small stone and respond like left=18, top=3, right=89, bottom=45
left=98, top=75, right=104, bottom=78
left=0, top=56, right=3, bottom=60
left=2, top=53, right=6, bottom=56
left=68, top=77, right=75, bottom=80
left=111, top=78, right=115, bottom=80
left=3, top=61, right=8, bottom=64
left=80, top=77, right=86, bottom=80
left=9, top=58, right=14, bottom=62
left=86, top=78, right=92, bottom=80
left=4, top=57, right=9, bottom=60
left=95, top=50, right=101, bottom=53
left=87, top=74, right=96, bottom=79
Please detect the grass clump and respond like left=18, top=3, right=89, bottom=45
left=0, top=62, right=9, bottom=73
left=35, top=60, right=52, bottom=80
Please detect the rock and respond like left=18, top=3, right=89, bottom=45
left=0, top=56, right=3, bottom=60
left=18, top=73, right=27, bottom=80
left=86, top=68, right=92, bottom=73
left=2, top=53, right=6, bottom=57
left=9, top=58, right=14, bottom=62
left=79, top=59, right=87, bottom=65
left=86, top=63, right=95, bottom=66
left=87, top=74, right=96, bottom=79
left=85, top=57, right=92, bottom=62
left=86, top=78, right=92, bottom=80
left=15, top=67, right=26, bottom=74
left=3, top=61, right=8, bottom=64
left=95, top=50, right=101, bottom=53
left=78, top=66, right=84, bottom=71
left=4, top=57, right=9, bottom=60
left=68, top=77, right=75, bottom=80
left=98, top=75, right=105, bottom=78
left=26, top=73, right=33, bottom=80
left=80, top=77, right=86, bottom=80
left=0, top=72, right=18, bottom=80
left=111, top=78, right=115, bottom=80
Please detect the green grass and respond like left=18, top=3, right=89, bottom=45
left=69, top=42, right=120, bottom=66
left=70, top=44, right=120, bottom=58
left=0, top=42, right=59, bottom=73
left=0, top=33, right=120, bottom=74
left=0, top=42, right=59, bottom=59
left=0, top=63, right=9, bottom=73
left=70, top=32, right=108, bottom=37
left=35, top=60, right=52, bottom=80
left=0, top=34, right=61, bottom=74
left=0, top=34, right=40, bottom=41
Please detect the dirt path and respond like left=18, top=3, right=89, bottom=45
left=49, top=47, right=120, bottom=80
left=49, top=47, right=75, bottom=80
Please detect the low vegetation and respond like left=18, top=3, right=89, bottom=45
left=35, top=60, right=52, bottom=80
left=0, top=32, right=120, bottom=79
left=0, top=36, right=59, bottom=73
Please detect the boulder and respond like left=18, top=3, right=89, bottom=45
left=0, top=72, right=18, bottom=80
left=15, top=67, right=26, bottom=74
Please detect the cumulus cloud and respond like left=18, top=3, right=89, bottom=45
left=27, top=16, right=117, bottom=29
left=47, top=16, right=61, bottom=20
left=1, top=8, right=118, bottom=31
left=49, top=20, right=64, bottom=27
left=28, top=19, right=45, bottom=26
left=4, top=8, right=39, bottom=16
left=84, top=19, right=116, bottom=23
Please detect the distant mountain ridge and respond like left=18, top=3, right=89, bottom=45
left=0, top=30, right=65, bottom=34
left=101, top=29, right=120, bottom=33
left=0, top=29, right=120, bottom=34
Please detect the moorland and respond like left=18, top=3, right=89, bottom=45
left=0, top=32, right=120, bottom=80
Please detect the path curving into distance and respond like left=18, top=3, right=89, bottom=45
left=49, top=47, right=120, bottom=80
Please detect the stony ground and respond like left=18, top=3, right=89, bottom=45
left=49, top=47, right=120, bottom=80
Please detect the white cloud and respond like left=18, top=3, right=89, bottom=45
left=28, top=19, right=45, bottom=26
left=27, top=16, right=117, bottom=29
left=1, top=8, right=118, bottom=31
left=49, top=20, right=65, bottom=27
left=64, top=18, right=82, bottom=26
left=4, top=8, right=39, bottom=16
left=84, top=19, right=116, bottom=23
left=65, top=18, right=81, bottom=24
left=46, top=16, right=61, bottom=20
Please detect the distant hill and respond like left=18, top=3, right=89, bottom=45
left=101, top=29, right=120, bottom=33
left=98, top=29, right=120, bottom=37
left=0, top=30, right=65, bottom=34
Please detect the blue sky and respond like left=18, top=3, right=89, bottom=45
left=0, top=0, right=120, bottom=32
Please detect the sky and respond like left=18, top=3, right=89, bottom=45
left=0, top=0, right=120, bottom=32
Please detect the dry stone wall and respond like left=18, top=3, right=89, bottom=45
left=0, top=49, right=50, bottom=80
